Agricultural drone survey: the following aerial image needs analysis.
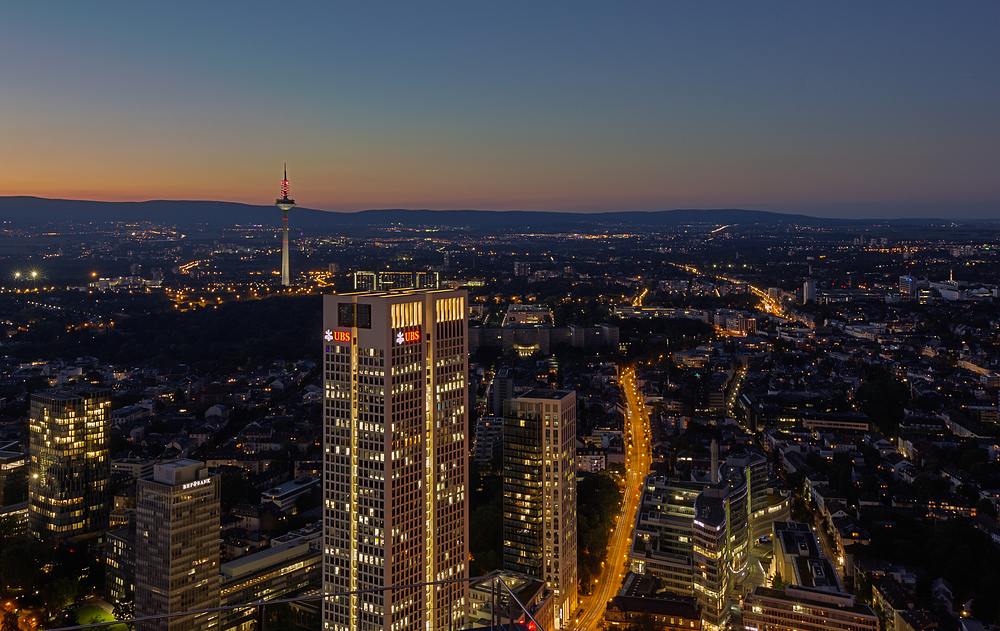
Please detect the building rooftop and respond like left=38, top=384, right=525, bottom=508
left=748, top=586, right=876, bottom=617
left=517, top=389, right=574, bottom=401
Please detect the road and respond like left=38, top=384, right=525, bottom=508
left=666, top=262, right=787, bottom=318
left=574, top=365, right=652, bottom=631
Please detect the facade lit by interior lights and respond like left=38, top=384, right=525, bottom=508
left=502, top=389, right=577, bottom=628
left=135, top=459, right=221, bottom=631
left=28, top=387, right=111, bottom=539
left=322, top=289, right=469, bottom=631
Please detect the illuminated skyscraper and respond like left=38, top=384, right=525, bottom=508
left=28, top=387, right=111, bottom=540
left=275, top=165, right=295, bottom=287
left=502, top=389, right=577, bottom=628
left=322, top=289, right=469, bottom=631
left=135, top=459, right=221, bottom=631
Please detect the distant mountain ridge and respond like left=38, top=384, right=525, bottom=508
left=0, top=196, right=973, bottom=230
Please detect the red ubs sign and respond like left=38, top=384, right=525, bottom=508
left=330, top=330, right=351, bottom=343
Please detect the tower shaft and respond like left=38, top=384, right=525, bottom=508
left=282, top=209, right=290, bottom=286
left=275, top=164, right=295, bottom=287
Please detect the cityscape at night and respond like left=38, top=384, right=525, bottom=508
left=1, top=3, right=999, bottom=631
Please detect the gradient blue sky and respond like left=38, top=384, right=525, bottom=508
left=1, top=2, right=998, bottom=217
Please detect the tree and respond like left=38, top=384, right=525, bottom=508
left=1, top=611, right=18, bottom=631
left=772, top=572, right=786, bottom=590
left=113, top=598, right=135, bottom=622
left=42, top=576, right=79, bottom=614
left=24, top=375, right=50, bottom=393
left=84, top=615, right=113, bottom=631
left=264, top=603, right=297, bottom=631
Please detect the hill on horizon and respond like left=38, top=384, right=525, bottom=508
left=0, top=195, right=977, bottom=230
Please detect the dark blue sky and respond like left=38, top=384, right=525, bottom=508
left=1, top=2, right=998, bottom=217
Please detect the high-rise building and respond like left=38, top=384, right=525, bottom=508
left=629, top=451, right=773, bottom=631
left=28, top=387, right=111, bottom=539
left=106, top=524, right=136, bottom=606
left=322, top=289, right=469, bottom=631
left=802, top=279, right=816, bottom=303
left=502, top=389, right=577, bottom=627
left=135, top=459, right=221, bottom=631
left=899, top=275, right=917, bottom=300
left=275, top=165, right=296, bottom=287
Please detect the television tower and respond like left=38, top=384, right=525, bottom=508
left=275, top=164, right=295, bottom=286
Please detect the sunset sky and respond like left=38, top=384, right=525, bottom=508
left=2, top=2, right=998, bottom=217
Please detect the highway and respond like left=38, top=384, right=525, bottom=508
left=574, top=365, right=651, bottom=631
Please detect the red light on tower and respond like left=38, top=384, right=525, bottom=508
left=281, top=166, right=290, bottom=199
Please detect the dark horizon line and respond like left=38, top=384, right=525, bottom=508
left=1, top=195, right=999, bottom=224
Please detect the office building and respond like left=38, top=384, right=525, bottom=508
left=106, top=524, right=136, bottom=605
left=322, top=289, right=469, bottom=631
left=468, top=571, right=554, bottom=631
left=28, top=388, right=111, bottom=539
left=743, top=585, right=877, bottom=631
left=0, top=446, right=27, bottom=507
left=767, top=521, right=843, bottom=593
left=899, top=276, right=917, bottom=300
left=487, top=368, right=516, bottom=417
left=260, top=477, right=320, bottom=514
left=472, top=416, right=504, bottom=465
left=220, top=528, right=322, bottom=631
left=503, top=389, right=577, bottom=627
left=630, top=475, right=703, bottom=596
left=135, top=459, right=221, bottom=631
left=802, top=279, right=816, bottom=303
left=628, top=451, right=771, bottom=631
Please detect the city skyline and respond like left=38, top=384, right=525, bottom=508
left=1, top=3, right=998, bottom=218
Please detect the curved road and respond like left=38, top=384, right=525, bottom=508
left=574, top=365, right=651, bottom=631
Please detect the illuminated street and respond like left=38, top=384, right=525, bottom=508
left=574, top=365, right=651, bottom=631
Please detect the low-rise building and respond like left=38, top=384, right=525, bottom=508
left=744, top=585, right=877, bottom=631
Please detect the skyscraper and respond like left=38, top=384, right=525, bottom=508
left=135, top=459, right=221, bottom=631
left=322, top=289, right=469, bottom=631
left=502, top=389, right=577, bottom=628
left=275, top=164, right=295, bottom=287
left=28, top=387, right=111, bottom=540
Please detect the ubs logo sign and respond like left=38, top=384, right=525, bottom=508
left=324, top=330, right=351, bottom=343
left=396, top=330, right=420, bottom=345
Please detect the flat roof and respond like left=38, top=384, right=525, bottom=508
left=31, top=387, right=110, bottom=402
left=517, top=389, right=574, bottom=401
left=221, top=541, right=320, bottom=580
left=748, top=586, right=875, bottom=617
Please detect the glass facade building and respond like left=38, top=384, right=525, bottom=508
left=28, top=387, right=111, bottom=539
left=503, top=389, right=577, bottom=628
